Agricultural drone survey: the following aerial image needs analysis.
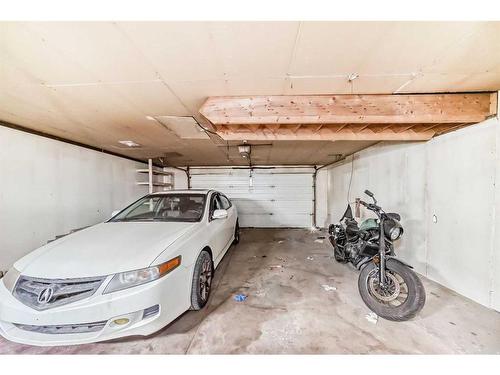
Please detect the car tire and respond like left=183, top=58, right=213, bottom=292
left=233, top=221, right=240, bottom=245
left=190, top=250, right=214, bottom=310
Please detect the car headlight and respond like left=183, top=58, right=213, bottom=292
left=2, top=267, right=21, bottom=293
left=389, top=226, right=402, bottom=241
left=104, top=256, right=181, bottom=294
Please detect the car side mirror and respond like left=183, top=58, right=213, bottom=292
left=111, top=210, right=120, bottom=218
left=212, top=209, right=228, bottom=220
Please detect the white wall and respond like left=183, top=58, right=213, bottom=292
left=426, top=122, right=496, bottom=308
left=316, top=116, right=500, bottom=311
left=493, top=115, right=500, bottom=311
left=164, top=167, right=189, bottom=189
left=0, top=126, right=148, bottom=270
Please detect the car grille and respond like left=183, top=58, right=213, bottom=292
left=13, top=275, right=106, bottom=311
left=14, top=321, right=107, bottom=334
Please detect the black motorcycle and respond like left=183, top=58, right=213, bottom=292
left=328, top=190, right=425, bottom=321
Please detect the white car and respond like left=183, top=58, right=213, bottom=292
left=0, top=189, right=239, bottom=346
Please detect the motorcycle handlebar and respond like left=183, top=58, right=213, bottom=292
left=364, top=189, right=378, bottom=205
left=359, top=200, right=381, bottom=212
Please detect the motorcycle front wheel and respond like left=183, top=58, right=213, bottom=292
left=358, top=258, right=426, bottom=321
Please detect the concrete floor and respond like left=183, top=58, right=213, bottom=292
left=2, top=228, right=500, bottom=354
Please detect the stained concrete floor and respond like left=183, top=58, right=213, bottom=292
left=1, top=228, right=500, bottom=354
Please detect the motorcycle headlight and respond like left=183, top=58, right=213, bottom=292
left=104, top=256, right=181, bottom=294
left=389, top=226, right=402, bottom=241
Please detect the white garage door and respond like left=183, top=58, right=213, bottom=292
left=190, top=167, right=314, bottom=228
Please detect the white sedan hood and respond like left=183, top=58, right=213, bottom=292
left=15, top=222, right=196, bottom=279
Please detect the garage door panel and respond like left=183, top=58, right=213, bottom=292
left=191, top=185, right=313, bottom=200
left=230, top=194, right=313, bottom=203
left=239, top=213, right=312, bottom=228
left=232, top=199, right=312, bottom=214
left=190, top=188, right=313, bottom=200
left=190, top=167, right=314, bottom=228
left=190, top=177, right=250, bottom=187
left=253, top=174, right=312, bottom=185
left=190, top=174, right=250, bottom=181
left=237, top=188, right=313, bottom=198
left=190, top=168, right=252, bottom=175
left=192, top=176, right=312, bottom=191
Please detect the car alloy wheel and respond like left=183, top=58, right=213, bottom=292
left=191, top=250, right=214, bottom=310
left=199, top=257, right=213, bottom=302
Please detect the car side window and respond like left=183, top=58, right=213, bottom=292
left=219, top=195, right=231, bottom=210
left=209, top=193, right=221, bottom=219
left=214, top=195, right=222, bottom=210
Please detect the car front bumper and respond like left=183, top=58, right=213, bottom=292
left=0, top=267, right=191, bottom=346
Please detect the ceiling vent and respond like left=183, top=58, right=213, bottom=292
left=118, top=140, right=141, bottom=148
left=110, top=141, right=142, bottom=149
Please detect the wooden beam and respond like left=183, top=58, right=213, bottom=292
left=217, top=124, right=436, bottom=141
left=313, top=124, right=323, bottom=133
left=200, top=93, right=497, bottom=126
left=201, top=93, right=497, bottom=142
left=335, top=123, right=349, bottom=132
left=291, top=124, right=302, bottom=133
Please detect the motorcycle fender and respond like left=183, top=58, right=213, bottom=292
left=355, top=257, right=372, bottom=270
left=358, top=256, right=414, bottom=270
left=386, top=256, right=414, bottom=269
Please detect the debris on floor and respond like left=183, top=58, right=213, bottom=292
left=254, top=290, right=266, bottom=297
left=365, top=312, right=379, bottom=324
left=314, top=239, right=324, bottom=244
left=275, top=256, right=286, bottom=262
left=306, top=256, right=314, bottom=261
left=317, top=236, right=326, bottom=240
left=278, top=240, right=284, bottom=244
left=234, top=294, right=247, bottom=302
left=321, top=284, right=337, bottom=292
left=269, top=265, right=284, bottom=269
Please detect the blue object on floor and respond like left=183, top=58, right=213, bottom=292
left=234, top=294, right=247, bottom=302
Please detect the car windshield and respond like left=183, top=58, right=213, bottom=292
left=110, top=194, right=206, bottom=222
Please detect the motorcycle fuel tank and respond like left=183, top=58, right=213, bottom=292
left=359, top=218, right=378, bottom=231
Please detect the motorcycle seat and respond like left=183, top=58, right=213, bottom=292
left=345, top=219, right=360, bottom=236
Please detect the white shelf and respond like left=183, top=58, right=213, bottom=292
left=137, top=181, right=173, bottom=187
left=136, top=169, right=173, bottom=176
left=137, top=159, right=174, bottom=192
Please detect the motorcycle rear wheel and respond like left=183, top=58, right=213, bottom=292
left=358, top=258, right=425, bottom=321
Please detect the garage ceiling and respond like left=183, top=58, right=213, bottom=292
left=1, top=21, right=500, bottom=166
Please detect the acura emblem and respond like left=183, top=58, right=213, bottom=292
left=37, top=286, right=55, bottom=304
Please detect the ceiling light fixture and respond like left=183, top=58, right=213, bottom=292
left=118, top=140, right=141, bottom=148
left=238, top=144, right=251, bottom=159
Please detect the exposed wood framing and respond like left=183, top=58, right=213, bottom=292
left=213, top=124, right=436, bottom=141
left=200, top=93, right=498, bottom=141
